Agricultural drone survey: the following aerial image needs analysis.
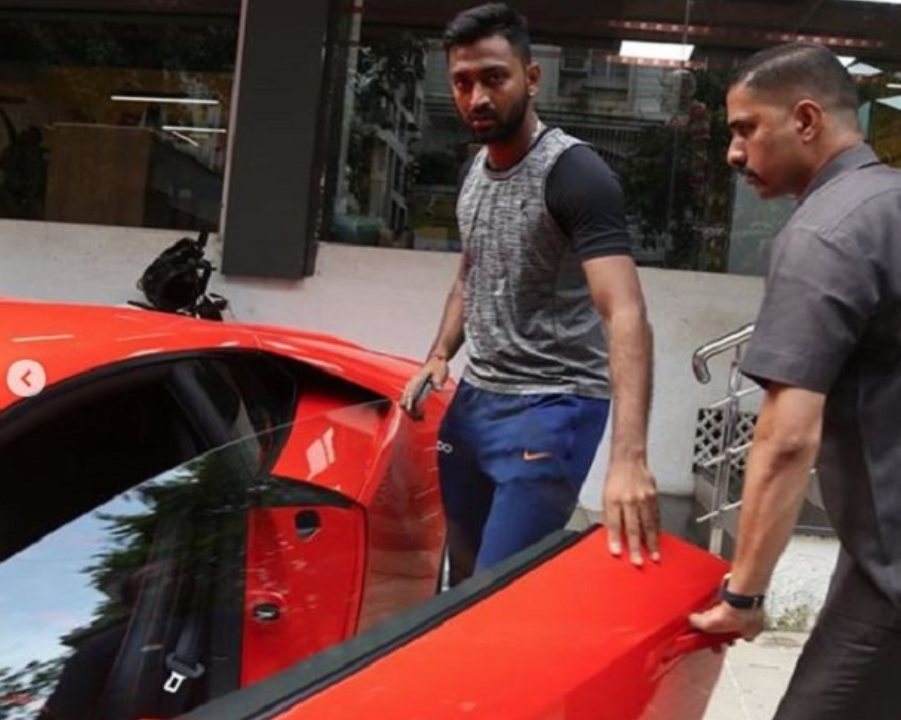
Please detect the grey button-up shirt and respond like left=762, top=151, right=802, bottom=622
left=741, top=144, right=901, bottom=620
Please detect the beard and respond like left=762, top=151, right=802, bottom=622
left=465, top=91, right=530, bottom=144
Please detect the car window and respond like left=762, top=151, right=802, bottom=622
left=0, top=357, right=449, bottom=720
left=0, top=353, right=298, bottom=561
left=0, top=407, right=379, bottom=720
left=185, top=354, right=298, bottom=443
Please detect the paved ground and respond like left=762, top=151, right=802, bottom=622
left=704, top=632, right=806, bottom=720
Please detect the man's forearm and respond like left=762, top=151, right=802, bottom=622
left=689, top=387, right=824, bottom=639
left=427, top=281, right=465, bottom=361
left=607, top=308, right=653, bottom=461
left=728, top=433, right=820, bottom=594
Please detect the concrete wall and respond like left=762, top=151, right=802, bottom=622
left=0, top=220, right=764, bottom=506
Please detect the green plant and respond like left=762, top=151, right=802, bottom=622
left=620, top=69, right=733, bottom=272
left=346, top=34, right=426, bottom=215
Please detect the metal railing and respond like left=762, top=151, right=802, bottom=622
left=692, top=323, right=759, bottom=555
left=692, top=323, right=755, bottom=385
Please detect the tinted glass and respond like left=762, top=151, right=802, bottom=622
left=0, top=11, right=238, bottom=231
left=321, top=0, right=901, bottom=275
left=0, top=354, right=297, bottom=560
left=0, top=402, right=402, bottom=719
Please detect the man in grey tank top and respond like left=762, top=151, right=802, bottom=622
left=401, top=3, right=659, bottom=584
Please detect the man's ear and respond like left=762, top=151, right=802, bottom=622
left=526, top=61, right=541, bottom=98
left=793, top=99, right=824, bottom=143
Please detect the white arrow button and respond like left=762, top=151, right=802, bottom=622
left=7, top=359, right=47, bottom=398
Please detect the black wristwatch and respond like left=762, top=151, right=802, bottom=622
left=720, top=573, right=766, bottom=610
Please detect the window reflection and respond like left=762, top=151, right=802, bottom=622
left=0, top=12, right=238, bottom=230
left=0, top=394, right=446, bottom=719
left=0, top=430, right=353, bottom=719
left=325, top=1, right=901, bottom=274
left=0, top=444, right=254, bottom=720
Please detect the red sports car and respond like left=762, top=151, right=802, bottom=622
left=0, top=299, right=730, bottom=720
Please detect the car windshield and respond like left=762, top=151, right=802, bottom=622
left=0, top=397, right=445, bottom=720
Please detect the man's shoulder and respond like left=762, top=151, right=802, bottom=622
left=831, top=158, right=901, bottom=197
left=457, top=149, right=486, bottom=194
left=794, top=162, right=901, bottom=238
left=457, top=154, right=478, bottom=189
left=539, top=127, right=588, bottom=160
left=546, top=126, right=583, bottom=145
left=545, top=142, right=620, bottom=205
left=551, top=142, right=614, bottom=178
left=857, top=161, right=901, bottom=196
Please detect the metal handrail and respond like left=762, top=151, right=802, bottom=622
left=707, top=386, right=760, bottom=411
left=699, top=440, right=754, bottom=470
left=692, top=323, right=755, bottom=384
left=691, top=322, right=756, bottom=556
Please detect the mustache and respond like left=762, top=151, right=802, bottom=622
left=735, top=166, right=761, bottom=182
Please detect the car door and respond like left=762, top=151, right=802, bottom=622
left=0, top=347, right=731, bottom=720
left=0, top=348, right=437, bottom=720
left=174, top=526, right=730, bottom=720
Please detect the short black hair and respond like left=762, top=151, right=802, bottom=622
left=729, top=42, right=859, bottom=118
left=443, top=3, right=531, bottom=63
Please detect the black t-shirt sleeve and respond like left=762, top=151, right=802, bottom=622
left=545, top=144, right=633, bottom=261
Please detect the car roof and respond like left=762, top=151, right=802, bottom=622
left=0, top=299, right=417, bottom=413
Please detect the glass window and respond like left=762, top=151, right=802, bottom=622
left=0, top=424, right=359, bottom=720
left=0, top=353, right=297, bottom=559
left=0, top=10, right=239, bottom=231
left=0, top=342, right=453, bottom=719
left=321, top=1, right=901, bottom=274
left=0, top=393, right=452, bottom=720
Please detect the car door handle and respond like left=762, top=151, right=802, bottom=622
left=647, top=629, right=739, bottom=680
left=661, top=630, right=738, bottom=663
left=295, top=510, right=321, bottom=540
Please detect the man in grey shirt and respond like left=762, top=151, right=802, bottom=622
left=691, top=43, right=901, bottom=718
left=400, top=3, right=659, bottom=584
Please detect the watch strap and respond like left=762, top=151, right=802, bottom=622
left=720, top=573, right=765, bottom=610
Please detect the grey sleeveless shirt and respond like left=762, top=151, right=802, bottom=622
left=457, top=128, right=610, bottom=398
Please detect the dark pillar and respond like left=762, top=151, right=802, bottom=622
left=221, top=0, right=338, bottom=278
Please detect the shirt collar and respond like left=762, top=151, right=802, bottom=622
left=482, top=126, right=554, bottom=179
left=799, top=144, right=880, bottom=204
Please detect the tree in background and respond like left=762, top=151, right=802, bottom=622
left=0, top=447, right=253, bottom=720
left=345, top=34, right=426, bottom=230
left=621, top=68, right=733, bottom=272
